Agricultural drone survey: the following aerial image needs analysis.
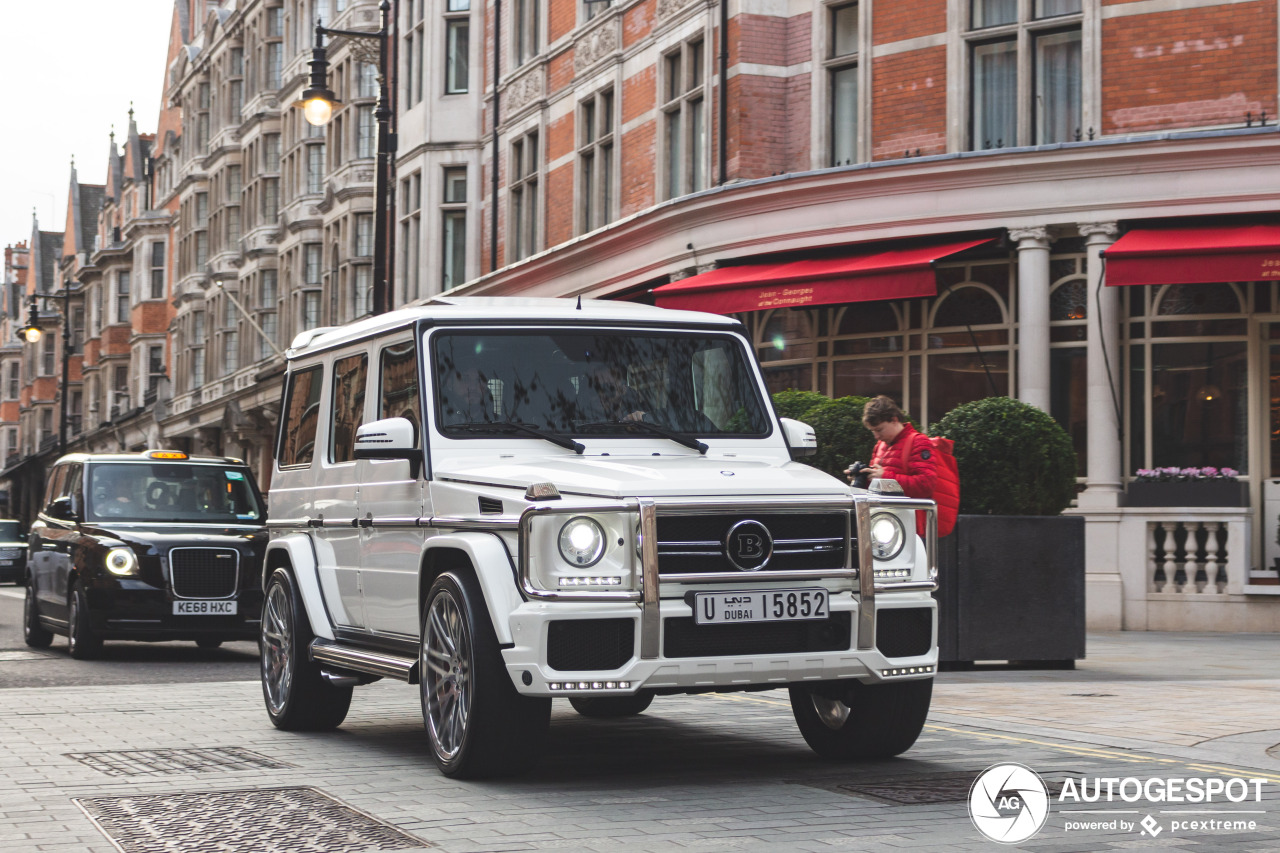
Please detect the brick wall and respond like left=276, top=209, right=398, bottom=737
left=872, top=0, right=945, bottom=46
left=549, top=49, right=575, bottom=94
left=620, top=123, right=656, bottom=217
left=548, top=0, right=576, bottom=44
left=623, top=0, right=655, bottom=49
left=871, top=46, right=947, bottom=161
left=1101, top=1, right=1277, bottom=134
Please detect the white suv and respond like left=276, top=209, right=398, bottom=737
left=261, top=297, right=937, bottom=778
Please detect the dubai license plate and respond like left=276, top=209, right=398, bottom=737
left=173, top=600, right=237, bottom=615
left=694, top=588, right=829, bottom=625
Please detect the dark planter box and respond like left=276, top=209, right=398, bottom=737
left=1125, top=480, right=1248, bottom=507
left=934, top=514, right=1085, bottom=667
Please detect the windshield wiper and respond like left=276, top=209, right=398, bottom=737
left=449, top=421, right=584, bottom=454
left=575, top=420, right=708, bottom=454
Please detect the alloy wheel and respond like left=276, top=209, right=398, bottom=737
left=811, top=693, right=852, bottom=730
left=261, top=581, right=294, bottom=715
left=423, top=588, right=472, bottom=760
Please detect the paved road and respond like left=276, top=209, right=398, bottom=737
left=2, top=587, right=1279, bottom=852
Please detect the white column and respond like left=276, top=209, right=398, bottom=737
left=1079, top=221, right=1121, bottom=506
left=1011, top=226, right=1052, bottom=412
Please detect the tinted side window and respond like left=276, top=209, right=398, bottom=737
left=380, top=340, right=420, bottom=442
left=43, top=465, right=66, bottom=511
left=330, top=353, right=369, bottom=463
left=62, top=465, right=83, bottom=513
left=280, top=366, right=324, bottom=467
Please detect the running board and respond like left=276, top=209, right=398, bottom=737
left=310, top=639, right=419, bottom=684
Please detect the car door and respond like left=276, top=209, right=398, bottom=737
left=33, top=463, right=77, bottom=620
left=317, top=349, right=371, bottom=628
left=358, top=336, right=427, bottom=636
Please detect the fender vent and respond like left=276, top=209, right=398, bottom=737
left=478, top=496, right=504, bottom=514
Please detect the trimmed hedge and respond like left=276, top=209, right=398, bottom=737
left=929, top=396, right=1076, bottom=516
left=771, top=391, right=916, bottom=481
left=772, top=390, right=830, bottom=422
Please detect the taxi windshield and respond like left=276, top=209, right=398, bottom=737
left=87, top=463, right=264, bottom=524
left=432, top=329, right=771, bottom=439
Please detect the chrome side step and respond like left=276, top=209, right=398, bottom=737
left=311, top=639, right=419, bottom=684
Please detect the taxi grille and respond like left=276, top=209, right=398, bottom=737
left=655, top=512, right=850, bottom=575
left=169, top=549, right=239, bottom=599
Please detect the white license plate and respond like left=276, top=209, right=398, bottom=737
left=173, top=600, right=237, bottom=615
left=694, top=588, right=829, bottom=625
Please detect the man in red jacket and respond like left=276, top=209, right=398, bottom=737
left=861, top=396, right=937, bottom=499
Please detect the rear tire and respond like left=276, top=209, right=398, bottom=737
left=23, top=579, right=53, bottom=649
left=421, top=571, right=550, bottom=778
left=569, top=692, right=654, bottom=718
left=260, top=567, right=352, bottom=730
left=68, top=582, right=103, bottom=660
left=790, top=678, right=932, bottom=760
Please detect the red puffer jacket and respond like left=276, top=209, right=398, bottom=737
left=870, top=423, right=939, bottom=537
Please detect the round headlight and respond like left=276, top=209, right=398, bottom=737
left=869, top=513, right=906, bottom=561
left=104, top=547, right=138, bottom=576
left=559, top=517, right=606, bottom=568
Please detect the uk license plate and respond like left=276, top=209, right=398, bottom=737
left=173, top=600, right=237, bottom=615
left=694, top=588, right=829, bottom=625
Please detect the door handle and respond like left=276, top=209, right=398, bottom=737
left=306, top=517, right=323, bottom=528
left=358, top=516, right=373, bottom=528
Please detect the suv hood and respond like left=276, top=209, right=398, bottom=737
left=435, top=454, right=851, bottom=499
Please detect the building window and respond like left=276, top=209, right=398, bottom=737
left=116, top=270, right=131, bottom=324
left=6, top=362, right=17, bottom=400
left=353, top=265, right=373, bottom=317
left=303, top=291, right=322, bottom=330
left=578, top=89, right=615, bottom=234
left=584, top=0, right=612, bottom=22
left=41, top=336, right=55, bottom=376
left=304, top=243, right=322, bottom=286
left=147, top=345, right=165, bottom=396
left=223, top=331, right=239, bottom=374
left=968, top=0, right=1082, bottom=150
left=306, top=143, right=326, bottom=194
left=260, top=270, right=279, bottom=360
left=266, top=6, right=284, bottom=89
left=442, top=167, right=467, bottom=289
left=514, top=0, right=539, bottom=66
left=354, top=213, right=374, bottom=257
left=149, top=242, right=166, bottom=298
left=197, top=82, right=210, bottom=149
left=662, top=40, right=706, bottom=200
left=828, top=2, right=859, bottom=166
left=509, top=131, right=539, bottom=261
left=445, top=0, right=470, bottom=94
left=404, top=0, right=425, bottom=106
left=357, top=105, right=375, bottom=158
left=229, top=47, right=245, bottom=121
left=191, top=310, right=206, bottom=389
left=264, top=133, right=282, bottom=172
left=399, top=172, right=422, bottom=302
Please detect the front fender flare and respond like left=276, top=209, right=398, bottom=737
left=423, top=532, right=523, bottom=645
left=264, top=535, right=335, bottom=641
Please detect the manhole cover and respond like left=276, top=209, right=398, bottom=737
left=66, top=747, right=292, bottom=777
left=819, top=771, right=1074, bottom=805
left=75, top=787, right=425, bottom=853
left=0, top=650, right=56, bottom=662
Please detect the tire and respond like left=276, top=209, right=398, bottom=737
left=196, top=638, right=223, bottom=650
left=23, top=578, right=53, bottom=649
left=790, top=677, right=932, bottom=760
left=421, top=571, right=551, bottom=778
left=569, top=692, right=654, bottom=718
left=68, top=581, right=104, bottom=660
left=260, top=567, right=352, bottom=731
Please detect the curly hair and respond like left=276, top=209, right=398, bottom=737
left=861, top=395, right=905, bottom=427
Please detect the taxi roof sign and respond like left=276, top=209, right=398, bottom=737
left=145, top=450, right=189, bottom=460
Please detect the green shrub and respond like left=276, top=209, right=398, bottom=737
left=771, top=390, right=829, bottom=421
left=929, top=396, right=1076, bottom=516
left=800, top=396, right=874, bottom=478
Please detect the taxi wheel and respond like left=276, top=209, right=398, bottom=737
left=569, top=693, right=654, bottom=718
left=23, top=579, right=53, bottom=649
left=260, top=568, right=352, bottom=731
left=789, top=677, right=932, bottom=760
left=68, top=582, right=103, bottom=660
left=420, top=571, right=550, bottom=779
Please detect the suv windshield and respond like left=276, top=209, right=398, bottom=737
left=0, top=520, right=20, bottom=541
left=87, top=463, right=264, bottom=524
left=432, top=330, right=771, bottom=438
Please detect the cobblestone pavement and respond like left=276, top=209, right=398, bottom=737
left=2, top=631, right=1279, bottom=852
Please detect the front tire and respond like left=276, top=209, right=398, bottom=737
left=23, top=579, right=52, bottom=649
left=68, top=582, right=103, bottom=660
left=261, top=567, right=352, bottom=730
left=790, top=678, right=932, bottom=760
left=421, top=571, right=550, bottom=778
left=569, top=692, right=654, bottom=718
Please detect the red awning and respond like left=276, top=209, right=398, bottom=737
left=1103, top=223, right=1280, bottom=287
left=652, top=237, right=996, bottom=314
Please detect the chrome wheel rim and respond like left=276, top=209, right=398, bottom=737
left=68, top=590, right=81, bottom=653
left=261, top=581, right=293, bottom=715
left=811, top=694, right=852, bottom=730
left=423, top=589, right=472, bottom=760
left=23, top=585, right=36, bottom=639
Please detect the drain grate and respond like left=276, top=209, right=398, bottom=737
left=75, top=787, right=425, bottom=853
left=815, top=770, right=1073, bottom=806
left=66, top=747, right=293, bottom=777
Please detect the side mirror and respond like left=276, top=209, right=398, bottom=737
left=48, top=496, right=78, bottom=522
left=354, top=417, right=423, bottom=479
left=780, top=418, right=817, bottom=459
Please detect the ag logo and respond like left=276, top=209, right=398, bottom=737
left=969, top=763, right=1050, bottom=844
left=723, top=519, right=773, bottom=571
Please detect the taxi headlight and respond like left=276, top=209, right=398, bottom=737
left=558, top=517, right=605, bottom=568
left=869, top=513, right=906, bottom=561
left=104, top=547, right=139, bottom=577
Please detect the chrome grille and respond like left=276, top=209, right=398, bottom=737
left=655, top=512, right=850, bottom=575
left=169, top=548, right=238, bottom=599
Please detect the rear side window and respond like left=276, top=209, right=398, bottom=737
left=330, top=353, right=368, bottom=463
left=279, top=365, right=323, bottom=467
left=380, top=340, right=420, bottom=442
left=43, top=466, right=66, bottom=510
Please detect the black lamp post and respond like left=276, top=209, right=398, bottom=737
left=298, top=2, right=396, bottom=316
left=17, top=291, right=73, bottom=458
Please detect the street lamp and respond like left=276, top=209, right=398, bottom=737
left=297, top=3, right=395, bottom=316
left=16, top=292, right=73, bottom=457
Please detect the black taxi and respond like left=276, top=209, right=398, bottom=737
left=24, top=450, right=267, bottom=658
